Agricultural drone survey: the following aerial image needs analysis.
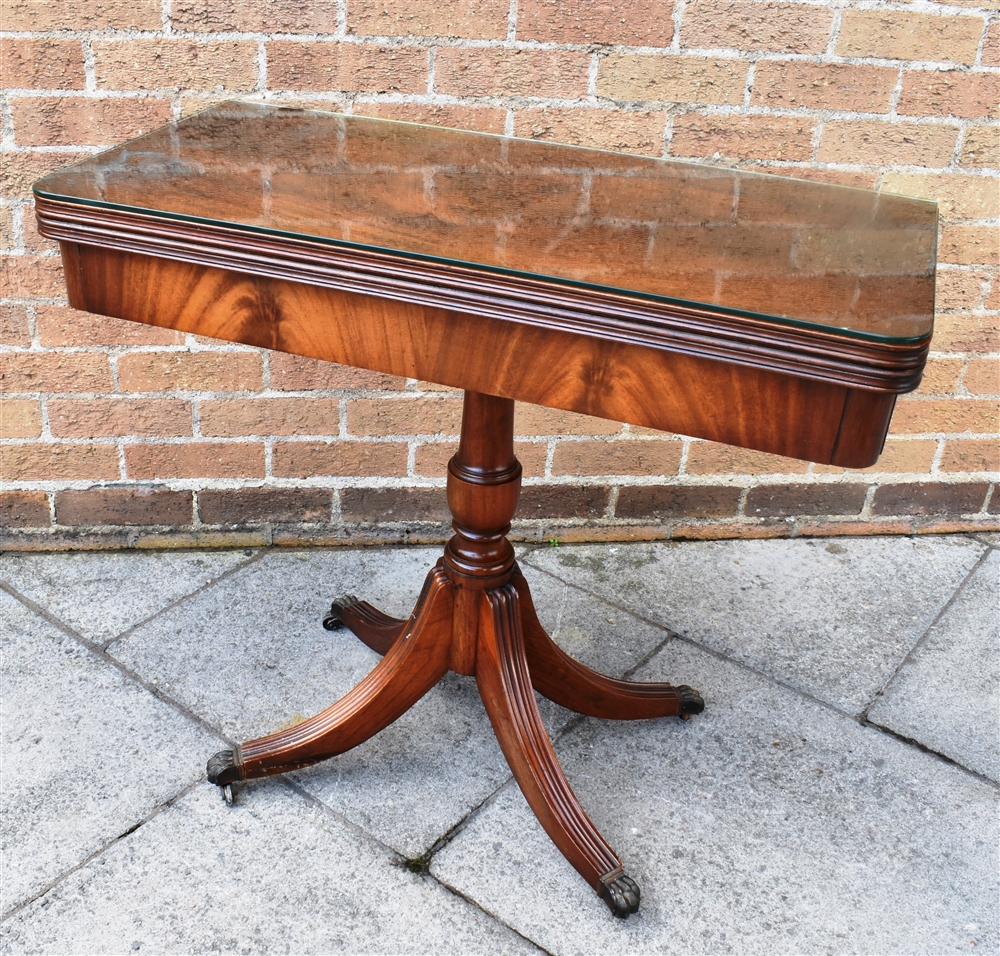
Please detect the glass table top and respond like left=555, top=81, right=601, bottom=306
left=34, top=101, right=937, bottom=343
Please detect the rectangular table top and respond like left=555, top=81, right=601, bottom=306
left=35, top=101, right=936, bottom=347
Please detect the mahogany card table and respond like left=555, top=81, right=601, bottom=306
left=34, top=102, right=936, bottom=917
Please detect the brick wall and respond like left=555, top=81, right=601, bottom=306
left=2, top=0, right=998, bottom=550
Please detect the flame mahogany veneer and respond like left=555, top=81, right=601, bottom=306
left=34, top=103, right=936, bottom=917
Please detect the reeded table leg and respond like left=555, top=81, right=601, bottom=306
left=323, top=594, right=406, bottom=655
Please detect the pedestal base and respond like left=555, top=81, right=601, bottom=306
left=207, top=392, right=704, bottom=917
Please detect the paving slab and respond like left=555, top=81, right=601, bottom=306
left=432, top=639, right=999, bottom=954
left=0, top=591, right=221, bottom=914
left=0, top=549, right=253, bottom=645
left=0, top=781, right=541, bottom=955
left=867, top=549, right=1000, bottom=781
left=108, top=549, right=676, bottom=858
left=524, top=536, right=985, bottom=713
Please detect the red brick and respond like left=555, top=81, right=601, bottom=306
left=10, top=97, right=174, bottom=149
left=35, top=305, right=184, bottom=347
left=268, top=353, right=405, bottom=391
left=880, top=174, right=999, bottom=221
left=745, top=483, right=868, bottom=517
left=938, top=225, right=1000, bottom=266
left=685, top=443, right=809, bottom=474
left=0, top=254, right=65, bottom=298
left=813, top=439, right=938, bottom=475
left=436, top=48, right=591, bottom=98
left=671, top=113, right=816, bottom=162
left=914, top=357, right=964, bottom=396
left=987, top=284, right=1000, bottom=311
left=93, top=41, right=259, bottom=92
left=514, top=108, right=665, bottom=155
left=267, top=43, right=428, bottom=94
left=340, top=487, right=449, bottom=523
left=965, top=358, right=1000, bottom=395
left=0, top=304, right=31, bottom=347
left=932, top=312, right=999, bottom=353
left=2, top=353, right=112, bottom=394
left=959, top=126, right=1000, bottom=168
left=515, top=405, right=621, bottom=436
left=871, top=481, right=989, bottom=515
left=1, top=443, right=120, bottom=481
left=173, top=0, right=339, bottom=33
left=836, top=11, right=984, bottom=64
left=518, top=0, right=676, bottom=46
left=891, top=398, right=1000, bottom=433
left=0, top=39, right=86, bottom=90
left=1, top=399, right=42, bottom=438
left=934, top=271, right=990, bottom=311
left=682, top=0, right=834, bottom=53
left=2, top=151, right=92, bottom=200
left=551, top=440, right=681, bottom=476
left=348, top=0, right=508, bottom=38
left=984, top=21, right=1000, bottom=67
left=125, top=442, right=265, bottom=479
left=353, top=103, right=506, bottom=134
left=48, top=399, right=192, bottom=438
left=899, top=71, right=1000, bottom=120
left=940, top=439, right=1000, bottom=473
left=817, top=122, right=959, bottom=167
left=0, top=208, right=16, bottom=252
left=20, top=208, right=56, bottom=253
left=272, top=441, right=408, bottom=478
left=616, top=485, right=741, bottom=519
left=517, top=486, right=611, bottom=519
left=198, top=488, right=332, bottom=525
left=55, top=489, right=193, bottom=527
left=117, top=352, right=262, bottom=392
left=414, top=441, right=547, bottom=478
left=751, top=62, right=897, bottom=113
left=4, top=0, right=162, bottom=30
left=348, top=398, right=463, bottom=436
left=200, top=398, right=340, bottom=437
left=0, top=491, right=51, bottom=528
left=597, top=54, right=747, bottom=105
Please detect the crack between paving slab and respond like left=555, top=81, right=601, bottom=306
left=0, top=580, right=233, bottom=746
left=859, top=544, right=993, bottom=719
left=100, top=548, right=268, bottom=651
left=0, top=779, right=202, bottom=924
left=520, top=549, right=999, bottom=784
left=278, top=778, right=552, bottom=955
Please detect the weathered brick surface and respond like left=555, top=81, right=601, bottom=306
left=871, top=482, right=990, bottom=515
left=2, top=399, right=43, bottom=438
left=836, top=11, right=984, bottom=64
left=0, top=491, right=51, bottom=528
left=745, top=483, right=869, bottom=518
left=198, top=488, right=332, bottom=525
left=597, top=54, right=747, bottom=106
left=348, top=0, right=509, bottom=39
left=55, top=489, right=194, bottom=527
left=682, top=0, right=834, bottom=53
left=10, top=97, right=175, bottom=148
left=519, top=0, right=676, bottom=46
left=616, top=486, right=742, bottom=519
left=268, top=43, right=428, bottom=94
left=48, top=399, right=192, bottom=438
left=3, top=1, right=997, bottom=546
left=0, top=39, right=87, bottom=90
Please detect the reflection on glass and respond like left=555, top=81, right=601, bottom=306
left=35, top=101, right=937, bottom=341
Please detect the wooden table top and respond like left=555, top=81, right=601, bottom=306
left=34, top=102, right=938, bottom=467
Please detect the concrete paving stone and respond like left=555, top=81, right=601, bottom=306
left=108, top=548, right=676, bottom=858
left=867, top=549, right=1000, bottom=781
left=0, top=549, right=253, bottom=645
left=0, top=591, right=221, bottom=914
left=0, top=782, right=542, bottom=955
left=432, top=641, right=999, bottom=955
left=524, top=536, right=986, bottom=713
